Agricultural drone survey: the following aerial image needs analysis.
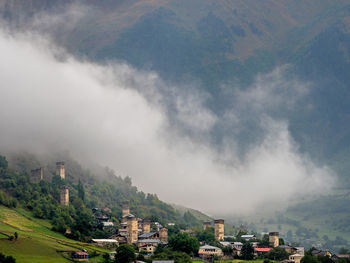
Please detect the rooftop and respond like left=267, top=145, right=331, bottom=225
left=92, top=239, right=117, bottom=243
left=138, top=239, right=160, bottom=243
left=139, top=232, right=157, bottom=239
left=200, top=245, right=220, bottom=250
left=255, top=248, right=271, bottom=252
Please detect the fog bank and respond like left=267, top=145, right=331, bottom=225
left=0, top=28, right=335, bottom=215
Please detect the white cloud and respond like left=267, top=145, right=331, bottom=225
left=0, top=27, right=335, bottom=216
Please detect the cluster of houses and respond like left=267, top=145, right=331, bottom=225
left=198, top=226, right=349, bottom=263
left=29, top=165, right=347, bottom=263
left=198, top=232, right=305, bottom=263
left=90, top=201, right=169, bottom=255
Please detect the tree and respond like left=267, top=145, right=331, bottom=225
left=241, top=243, right=254, bottom=260
left=0, top=156, right=8, bottom=171
left=265, top=248, right=289, bottom=261
left=152, top=248, right=191, bottom=263
left=339, top=248, right=349, bottom=254
left=114, top=244, right=136, bottom=263
left=103, top=253, right=112, bottom=263
left=195, top=228, right=215, bottom=244
left=279, top=238, right=285, bottom=245
left=259, top=234, right=270, bottom=247
left=77, top=180, right=85, bottom=201
left=0, top=252, right=16, bottom=263
left=301, top=254, right=321, bottom=263
left=169, top=233, right=200, bottom=255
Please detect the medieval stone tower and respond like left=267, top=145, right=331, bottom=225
left=56, top=162, right=65, bottom=179
left=203, top=221, right=211, bottom=230
left=142, top=220, right=151, bottom=234
left=269, top=232, right=279, bottom=247
left=126, top=215, right=138, bottom=244
left=60, top=186, right=69, bottom=206
left=30, top=167, right=43, bottom=183
left=214, top=219, right=224, bottom=241
left=122, top=201, right=130, bottom=223
left=122, top=201, right=130, bottom=217
left=159, top=227, right=168, bottom=243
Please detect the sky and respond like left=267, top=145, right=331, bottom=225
left=0, top=6, right=336, bottom=216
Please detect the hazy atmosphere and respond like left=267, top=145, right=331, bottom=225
left=0, top=20, right=334, bottom=215
left=2, top=1, right=350, bottom=261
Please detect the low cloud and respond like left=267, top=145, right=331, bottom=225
left=0, top=26, right=335, bottom=216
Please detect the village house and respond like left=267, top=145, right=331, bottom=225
left=332, top=254, right=350, bottom=261
left=279, top=245, right=298, bottom=254
left=92, top=239, right=118, bottom=249
left=72, top=251, right=89, bottom=261
left=241, top=234, right=256, bottom=241
left=254, top=248, right=271, bottom=257
left=289, top=253, right=303, bottom=263
left=232, top=242, right=243, bottom=250
left=295, top=247, right=305, bottom=256
left=311, top=249, right=332, bottom=257
left=138, top=239, right=161, bottom=254
left=102, top=221, right=114, bottom=228
left=139, top=232, right=159, bottom=240
left=219, top=241, right=232, bottom=247
left=198, top=245, right=223, bottom=258
left=233, top=247, right=242, bottom=256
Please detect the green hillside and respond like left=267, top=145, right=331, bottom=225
left=226, top=189, right=350, bottom=252
left=0, top=205, right=108, bottom=262
left=2, top=0, right=350, bottom=253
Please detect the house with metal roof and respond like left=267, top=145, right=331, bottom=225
left=139, top=232, right=158, bottom=239
left=254, top=248, right=271, bottom=256
left=198, top=245, right=223, bottom=258
left=241, top=234, right=256, bottom=241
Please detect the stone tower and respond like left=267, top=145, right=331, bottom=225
left=122, top=201, right=130, bottom=223
left=56, top=162, right=65, bottom=179
left=214, top=219, right=224, bottom=241
left=203, top=221, right=211, bottom=230
left=126, top=215, right=138, bottom=244
left=30, top=167, right=43, bottom=183
left=159, top=228, right=168, bottom=243
left=122, top=201, right=130, bottom=217
left=269, top=232, right=279, bottom=247
left=142, top=220, right=151, bottom=234
left=60, top=186, right=69, bottom=206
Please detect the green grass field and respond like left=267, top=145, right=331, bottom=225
left=0, top=205, right=109, bottom=262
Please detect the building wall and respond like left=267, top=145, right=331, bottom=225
left=60, top=187, right=69, bottom=206
left=127, top=217, right=138, bottom=244
left=56, top=162, right=65, bottom=179
left=290, top=254, right=303, bottom=263
left=30, top=168, right=43, bottom=183
left=269, top=232, right=279, bottom=247
left=198, top=248, right=223, bottom=257
left=159, top=228, right=168, bottom=243
left=122, top=201, right=130, bottom=218
left=143, top=221, right=151, bottom=233
left=214, top=219, right=224, bottom=241
left=203, top=221, right=211, bottom=230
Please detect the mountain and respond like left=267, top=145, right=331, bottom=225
left=0, top=152, right=207, bottom=241
left=1, top=0, right=350, bottom=250
left=1, top=1, right=350, bottom=179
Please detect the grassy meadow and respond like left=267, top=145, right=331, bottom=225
left=0, top=205, right=109, bottom=262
